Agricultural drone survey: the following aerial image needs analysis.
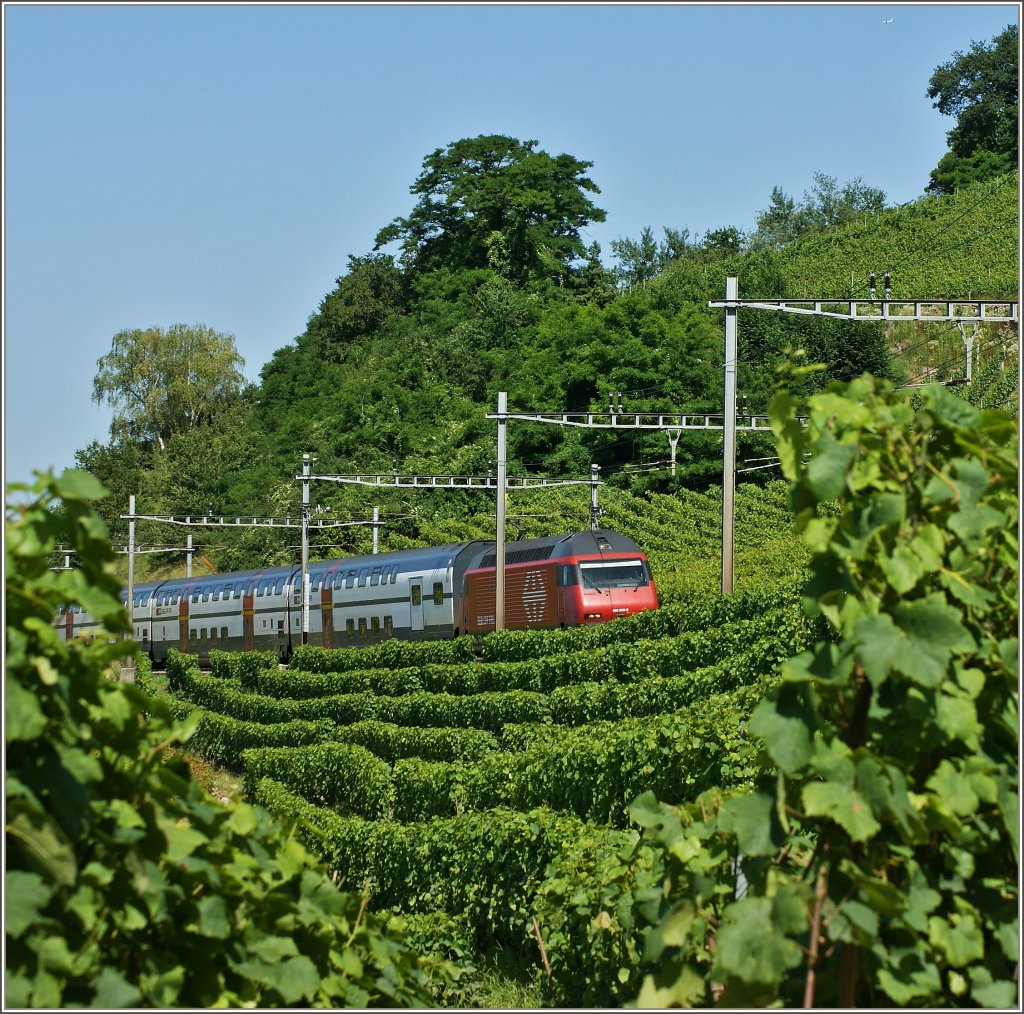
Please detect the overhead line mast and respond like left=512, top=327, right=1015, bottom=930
left=709, top=277, right=1019, bottom=593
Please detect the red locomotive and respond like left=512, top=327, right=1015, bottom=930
left=461, top=529, right=658, bottom=634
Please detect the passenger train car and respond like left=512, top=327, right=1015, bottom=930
left=56, top=529, right=658, bottom=665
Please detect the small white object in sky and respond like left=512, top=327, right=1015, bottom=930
left=882, top=17, right=894, bottom=23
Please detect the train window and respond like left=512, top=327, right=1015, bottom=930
left=358, top=618, right=367, bottom=637
left=433, top=582, right=444, bottom=605
left=223, top=584, right=234, bottom=598
left=556, top=565, right=578, bottom=587
left=411, top=586, right=421, bottom=606
left=274, top=579, right=285, bottom=595
left=201, top=629, right=208, bottom=642
left=371, top=616, right=380, bottom=634
left=346, top=618, right=355, bottom=636
left=142, top=629, right=148, bottom=642
left=221, top=626, right=228, bottom=640
left=579, top=559, right=649, bottom=589
left=190, top=629, right=197, bottom=643
left=358, top=568, right=369, bottom=587
left=384, top=616, right=393, bottom=637
left=346, top=570, right=356, bottom=589
left=192, top=593, right=200, bottom=604
left=370, top=567, right=382, bottom=587
left=390, top=566, right=398, bottom=584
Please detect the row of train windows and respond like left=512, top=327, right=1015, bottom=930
left=312, top=564, right=401, bottom=592
left=344, top=616, right=393, bottom=637
left=410, top=582, right=445, bottom=607
left=137, top=564, right=407, bottom=607
left=188, top=627, right=231, bottom=643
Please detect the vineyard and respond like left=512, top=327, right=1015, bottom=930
left=146, top=589, right=820, bottom=1003
left=125, top=478, right=811, bottom=1005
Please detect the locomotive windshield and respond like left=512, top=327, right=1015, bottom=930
left=578, top=559, right=648, bottom=590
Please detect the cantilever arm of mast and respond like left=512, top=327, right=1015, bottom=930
left=706, top=297, right=1018, bottom=322
left=485, top=411, right=775, bottom=432
left=303, top=473, right=598, bottom=489
left=119, top=512, right=375, bottom=530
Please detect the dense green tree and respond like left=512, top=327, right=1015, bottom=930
left=926, top=24, right=1018, bottom=194
left=92, top=323, right=247, bottom=451
left=751, top=186, right=803, bottom=250
left=373, top=135, right=606, bottom=283
left=610, top=226, right=661, bottom=286
left=699, top=225, right=747, bottom=260
left=799, top=172, right=887, bottom=231
left=305, top=254, right=406, bottom=363
left=750, top=175, right=887, bottom=251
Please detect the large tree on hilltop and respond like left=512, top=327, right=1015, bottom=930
left=373, top=135, right=607, bottom=283
left=926, top=24, right=1018, bottom=194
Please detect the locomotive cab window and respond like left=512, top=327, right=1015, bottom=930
left=578, top=559, right=649, bottom=590
left=556, top=564, right=578, bottom=587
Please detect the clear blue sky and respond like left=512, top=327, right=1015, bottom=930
left=3, top=1, right=1018, bottom=490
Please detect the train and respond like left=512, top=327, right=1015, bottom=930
left=55, top=529, right=659, bottom=665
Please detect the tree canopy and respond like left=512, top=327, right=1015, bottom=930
left=92, top=323, right=247, bottom=450
left=373, top=135, right=607, bottom=283
left=926, top=24, right=1018, bottom=194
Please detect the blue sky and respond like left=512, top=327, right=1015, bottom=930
left=3, top=1, right=1018, bottom=490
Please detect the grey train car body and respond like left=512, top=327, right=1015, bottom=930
left=90, top=542, right=487, bottom=665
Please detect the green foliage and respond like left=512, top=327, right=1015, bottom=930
left=208, top=647, right=278, bottom=681
left=374, top=134, right=607, bottom=284
left=92, top=323, right=247, bottom=451
left=927, top=24, right=1018, bottom=193
left=292, top=635, right=475, bottom=674
left=5, top=471, right=457, bottom=1007
left=630, top=375, right=1018, bottom=1007
left=749, top=173, right=887, bottom=252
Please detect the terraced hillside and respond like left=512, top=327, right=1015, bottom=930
left=150, top=574, right=822, bottom=1006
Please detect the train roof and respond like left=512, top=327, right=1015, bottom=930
left=119, top=531, right=641, bottom=597
left=307, top=541, right=481, bottom=576
left=468, top=529, right=643, bottom=569
left=123, top=542, right=485, bottom=600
